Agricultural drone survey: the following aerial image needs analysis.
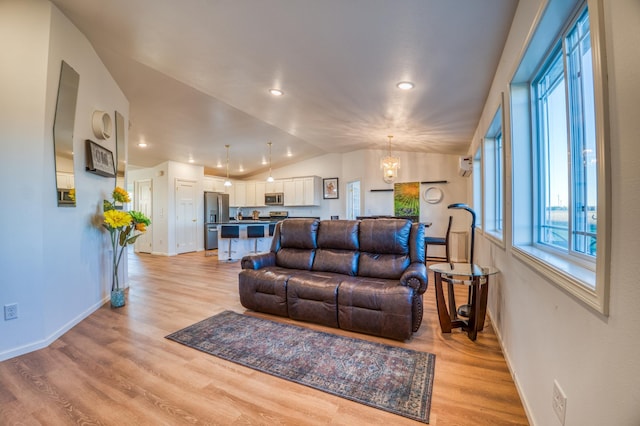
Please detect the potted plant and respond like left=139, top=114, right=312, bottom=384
left=103, top=187, right=151, bottom=308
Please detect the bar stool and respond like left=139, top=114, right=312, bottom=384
left=425, top=216, right=452, bottom=263
left=268, top=223, right=276, bottom=236
left=220, top=225, right=239, bottom=262
left=246, top=225, right=265, bottom=253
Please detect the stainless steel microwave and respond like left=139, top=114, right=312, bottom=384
left=265, top=193, right=284, bottom=205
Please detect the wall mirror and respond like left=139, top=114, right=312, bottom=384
left=53, top=61, right=79, bottom=207
left=115, top=111, right=126, bottom=190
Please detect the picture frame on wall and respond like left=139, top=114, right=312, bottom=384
left=85, top=139, right=115, bottom=177
left=323, top=178, right=339, bottom=199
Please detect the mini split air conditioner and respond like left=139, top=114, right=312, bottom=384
left=459, top=156, right=473, bottom=177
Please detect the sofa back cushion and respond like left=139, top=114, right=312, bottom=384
left=312, top=220, right=360, bottom=275
left=357, top=219, right=411, bottom=279
left=275, top=219, right=319, bottom=270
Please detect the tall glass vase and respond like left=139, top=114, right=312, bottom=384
left=110, top=287, right=125, bottom=308
left=110, top=244, right=126, bottom=308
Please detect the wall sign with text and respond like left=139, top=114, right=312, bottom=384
left=85, top=139, right=115, bottom=177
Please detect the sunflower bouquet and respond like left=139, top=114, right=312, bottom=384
left=103, top=187, right=151, bottom=292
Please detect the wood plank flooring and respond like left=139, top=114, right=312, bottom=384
left=0, top=251, right=529, bottom=425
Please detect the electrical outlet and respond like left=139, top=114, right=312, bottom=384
left=552, top=380, right=567, bottom=424
left=4, top=303, right=18, bottom=320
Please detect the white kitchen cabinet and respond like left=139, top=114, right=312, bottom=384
left=303, top=176, right=322, bottom=205
left=56, top=172, right=74, bottom=189
left=254, top=181, right=266, bottom=207
left=233, top=181, right=267, bottom=207
left=282, top=179, right=295, bottom=206
left=204, top=176, right=226, bottom=193
left=224, top=181, right=236, bottom=206
left=231, top=181, right=247, bottom=207
left=283, top=176, right=321, bottom=206
left=266, top=180, right=284, bottom=194
left=245, top=181, right=256, bottom=206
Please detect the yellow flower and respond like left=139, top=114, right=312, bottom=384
left=112, top=187, right=131, bottom=203
left=104, top=209, right=132, bottom=229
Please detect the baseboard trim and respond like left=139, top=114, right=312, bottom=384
left=488, top=309, right=536, bottom=426
left=0, top=296, right=108, bottom=362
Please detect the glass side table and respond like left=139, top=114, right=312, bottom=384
left=429, top=263, right=500, bottom=341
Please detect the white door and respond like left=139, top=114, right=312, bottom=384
left=176, top=179, right=197, bottom=254
left=346, top=180, right=361, bottom=219
left=135, top=179, right=153, bottom=253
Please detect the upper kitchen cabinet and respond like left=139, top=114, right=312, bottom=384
left=228, top=180, right=266, bottom=207
left=204, top=176, right=227, bottom=193
left=254, top=181, right=266, bottom=207
left=265, top=180, right=284, bottom=194
left=283, top=176, right=321, bottom=206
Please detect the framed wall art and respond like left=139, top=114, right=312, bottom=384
left=85, top=139, right=115, bottom=177
left=323, top=178, right=339, bottom=199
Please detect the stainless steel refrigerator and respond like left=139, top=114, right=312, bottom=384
left=204, top=192, right=230, bottom=250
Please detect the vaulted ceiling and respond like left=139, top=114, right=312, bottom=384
left=51, top=0, right=518, bottom=178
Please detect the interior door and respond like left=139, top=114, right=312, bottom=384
left=346, top=180, right=361, bottom=220
left=135, top=179, right=153, bottom=253
left=176, top=179, right=197, bottom=254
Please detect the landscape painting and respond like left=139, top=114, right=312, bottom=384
left=394, top=182, right=420, bottom=218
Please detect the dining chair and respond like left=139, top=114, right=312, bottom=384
left=425, top=215, right=452, bottom=263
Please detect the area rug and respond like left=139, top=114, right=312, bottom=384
left=166, top=310, right=435, bottom=423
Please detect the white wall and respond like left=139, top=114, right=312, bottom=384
left=0, top=0, right=129, bottom=360
left=472, top=1, right=640, bottom=425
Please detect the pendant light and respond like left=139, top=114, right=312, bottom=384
left=266, top=141, right=275, bottom=183
left=224, top=144, right=232, bottom=187
left=380, top=135, right=400, bottom=183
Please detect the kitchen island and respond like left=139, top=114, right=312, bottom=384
left=216, top=221, right=275, bottom=261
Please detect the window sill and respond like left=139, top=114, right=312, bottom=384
left=484, top=229, right=505, bottom=249
left=512, top=244, right=605, bottom=314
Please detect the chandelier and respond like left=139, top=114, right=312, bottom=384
left=266, top=141, right=274, bottom=182
left=380, top=135, right=400, bottom=183
left=224, top=144, right=232, bottom=187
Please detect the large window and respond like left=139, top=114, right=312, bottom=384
left=510, top=0, right=609, bottom=314
left=483, top=107, right=504, bottom=242
left=534, top=8, right=597, bottom=259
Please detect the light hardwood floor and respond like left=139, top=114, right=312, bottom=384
left=0, top=252, right=529, bottom=425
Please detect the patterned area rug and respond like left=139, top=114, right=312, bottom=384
left=166, top=310, right=435, bottom=423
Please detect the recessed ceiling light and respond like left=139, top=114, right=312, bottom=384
left=269, top=88, right=284, bottom=96
left=137, top=142, right=147, bottom=147
left=396, top=81, right=415, bottom=90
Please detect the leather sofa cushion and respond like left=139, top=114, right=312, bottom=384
left=337, top=276, right=414, bottom=340
left=276, top=248, right=315, bottom=270
left=358, top=252, right=410, bottom=279
left=280, top=219, right=319, bottom=249
left=287, top=272, right=342, bottom=327
left=317, top=220, right=359, bottom=250
left=238, top=269, right=290, bottom=317
left=357, top=219, right=412, bottom=279
left=358, top=219, right=411, bottom=254
left=312, top=249, right=358, bottom=276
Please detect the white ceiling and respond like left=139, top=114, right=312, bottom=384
left=51, top=0, right=518, bottom=178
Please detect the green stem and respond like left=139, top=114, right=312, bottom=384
left=111, top=229, right=119, bottom=291
left=114, top=238, right=127, bottom=291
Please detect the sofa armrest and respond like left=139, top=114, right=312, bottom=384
left=400, top=262, right=428, bottom=294
left=241, top=252, right=276, bottom=270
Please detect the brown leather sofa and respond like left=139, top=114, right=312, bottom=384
left=239, top=218, right=427, bottom=340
